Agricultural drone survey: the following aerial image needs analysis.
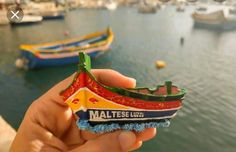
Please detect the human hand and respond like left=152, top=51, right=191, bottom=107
left=10, top=69, right=157, bottom=152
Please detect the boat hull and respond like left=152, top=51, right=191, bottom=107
left=42, top=14, right=65, bottom=20
left=18, top=28, right=113, bottom=69
left=193, top=20, right=236, bottom=30
left=63, top=79, right=182, bottom=132
left=76, top=109, right=177, bottom=123
left=21, top=50, right=103, bottom=69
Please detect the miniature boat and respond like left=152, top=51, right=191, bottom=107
left=16, top=28, right=114, bottom=69
left=60, top=53, right=186, bottom=133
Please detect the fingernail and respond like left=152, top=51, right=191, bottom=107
left=127, top=77, right=136, bottom=86
left=118, top=131, right=136, bottom=151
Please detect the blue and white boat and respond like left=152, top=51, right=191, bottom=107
left=15, top=28, right=114, bottom=69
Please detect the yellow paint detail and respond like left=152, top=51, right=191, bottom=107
left=66, top=89, right=86, bottom=111
left=20, top=28, right=113, bottom=54
left=65, top=88, right=129, bottom=111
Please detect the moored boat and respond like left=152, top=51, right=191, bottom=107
left=16, top=28, right=114, bottom=69
left=138, top=0, right=157, bottom=14
left=176, top=4, right=185, bottom=12
left=11, top=15, right=43, bottom=25
left=41, top=12, right=64, bottom=20
left=24, top=2, right=65, bottom=20
left=105, top=1, right=117, bottom=10
left=196, top=5, right=208, bottom=12
left=60, top=53, right=186, bottom=133
left=229, top=7, right=236, bottom=15
left=192, top=9, right=236, bottom=29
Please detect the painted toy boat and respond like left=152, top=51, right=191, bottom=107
left=60, top=53, right=186, bottom=133
left=16, top=28, right=114, bottom=69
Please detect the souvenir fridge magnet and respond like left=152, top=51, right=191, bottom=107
left=60, top=53, right=186, bottom=133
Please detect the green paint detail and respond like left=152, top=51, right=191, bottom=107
left=79, top=52, right=91, bottom=71
left=76, top=52, right=186, bottom=101
left=165, top=81, right=172, bottom=94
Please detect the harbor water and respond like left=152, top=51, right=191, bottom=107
left=0, top=6, right=236, bottom=152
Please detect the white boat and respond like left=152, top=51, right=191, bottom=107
left=11, top=15, right=42, bottom=25
left=229, top=8, right=236, bottom=15
left=192, top=9, right=236, bottom=29
left=24, top=2, right=65, bottom=19
left=105, top=1, right=117, bottom=10
left=138, top=1, right=157, bottom=14
left=196, top=6, right=208, bottom=12
left=138, top=5, right=156, bottom=13
left=176, top=4, right=185, bottom=12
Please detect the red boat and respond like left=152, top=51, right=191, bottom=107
left=61, top=53, right=186, bottom=133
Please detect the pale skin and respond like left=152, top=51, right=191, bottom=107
left=10, top=69, right=157, bottom=152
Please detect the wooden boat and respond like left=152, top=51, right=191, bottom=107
left=60, top=53, right=186, bottom=133
left=16, top=28, right=114, bottom=69
left=192, top=9, right=236, bottom=29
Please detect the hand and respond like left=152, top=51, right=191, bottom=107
left=10, top=69, right=157, bottom=152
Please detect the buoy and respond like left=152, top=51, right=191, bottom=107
left=15, top=58, right=28, bottom=69
left=156, top=60, right=166, bottom=69
left=15, top=58, right=25, bottom=69
left=64, top=30, right=69, bottom=36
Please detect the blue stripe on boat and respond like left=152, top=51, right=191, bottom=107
left=40, top=35, right=108, bottom=50
left=21, top=50, right=101, bottom=69
left=76, top=109, right=177, bottom=121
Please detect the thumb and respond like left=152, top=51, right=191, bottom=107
left=70, top=131, right=137, bottom=152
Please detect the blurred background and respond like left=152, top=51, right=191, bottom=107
left=0, top=0, right=236, bottom=151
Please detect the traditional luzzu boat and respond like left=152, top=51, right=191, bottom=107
left=16, top=28, right=114, bottom=69
left=60, top=53, right=186, bottom=133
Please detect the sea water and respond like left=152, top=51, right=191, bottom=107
left=0, top=6, right=236, bottom=152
